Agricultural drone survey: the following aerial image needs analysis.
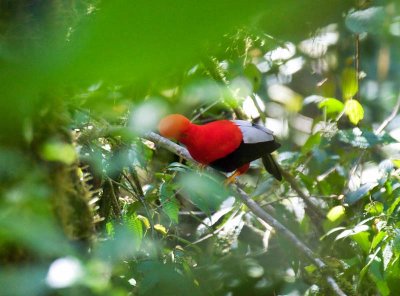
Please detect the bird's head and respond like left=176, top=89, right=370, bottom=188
left=158, top=114, right=191, bottom=140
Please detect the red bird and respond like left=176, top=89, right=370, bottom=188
left=158, top=114, right=282, bottom=182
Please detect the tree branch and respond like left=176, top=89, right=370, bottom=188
left=144, top=131, right=347, bottom=296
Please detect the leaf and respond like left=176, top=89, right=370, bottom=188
left=345, top=7, right=385, bottom=34
left=40, top=142, right=77, bottom=165
left=106, top=222, right=115, bottom=238
left=388, top=196, right=400, bottom=215
left=370, top=231, right=387, bottom=251
left=126, top=215, right=143, bottom=242
left=327, top=205, right=346, bottom=222
left=345, top=182, right=378, bottom=205
left=344, top=100, right=364, bottom=125
left=301, top=132, right=321, bottom=155
left=324, top=205, right=346, bottom=231
left=369, top=256, right=390, bottom=296
left=137, top=215, right=151, bottom=230
left=338, top=128, right=396, bottom=149
left=336, top=224, right=369, bottom=240
left=154, top=224, right=168, bottom=235
left=159, top=182, right=180, bottom=223
left=342, top=68, right=358, bottom=100
left=392, top=159, right=400, bottom=168
left=178, top=172, right=229, bottom=213
left=352, top=231, right=370, bottom=253
left=244, top=63, right=262, bottom=91
left=365, top=201, right=384, bottom=215
left=318, top=98, right=344, bottom=115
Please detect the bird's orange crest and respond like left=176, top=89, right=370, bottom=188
left=158, top=114, right=190, bottom=140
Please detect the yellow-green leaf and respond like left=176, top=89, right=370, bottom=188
left=342, top=67, right=358, bottom=100
left=40, top=142, right=77, bottom=165
left=345, top=100, right=364, bottom=125
left=327, top=205, right=346, bottom=222
left=137, top=215, right=151, bottom=230
left=154, top=224, right=168, bottom=235
left=318, top=98, right=344, bottom=115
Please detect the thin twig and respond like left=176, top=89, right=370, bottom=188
left=144, top=131, right=347, bottom=296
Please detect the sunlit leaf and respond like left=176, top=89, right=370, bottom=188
left=318, top=98, right=344, bottom=115
left=125, top=215, right=143, bottom=250
left=40, top=142, right=77, bottom=165
left=371, top=231, right=387, bottom=251
left=327, top=205, right=346, bottom=222
left=352, top=231, right=371, bottom=253
left=344, top=99, right=363, bottom=125
left=342, top=68, right=358, bottom=100
left=365, top=202, right=384, bottom=215
left=336, top=224, right=369, bottom=240
left=137, top=215, right=151, bottom=230
left=154, top=224, right=168, bottom=235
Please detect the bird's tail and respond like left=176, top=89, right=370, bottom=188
left=262, top=154, right=282, bottom=181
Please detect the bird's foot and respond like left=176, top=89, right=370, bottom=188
left=224, top=170, right=241, bottom=185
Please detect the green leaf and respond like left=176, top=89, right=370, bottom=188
left=352, top=231, right=371, bottom=253
left=342, top=68, right=358, bottom=100
left=371, top=231, right=387, bottom=251
left=388, top=196, right=400, bottom=215
left=345, top=7, right=385, bottom=34
left=369, top=256, right=390, bottom=296
left=338, top=128, right=396, bottom=149
left=365, top=201, right=384, bottom=215
left=160, top=182, right=180, bottom=223
left=344, top=99, right=363, bottom=125
left=327, top=205, right=346, bottom=222
left=318, top=98, right=344, bottom=115
left=301, top=132, right=321, bottom=155
left=244, top=63, right=262, bottom=91
left=106, top=222, right=115, bottom=238
left=126, top=215, right=143, bottom=248
left=324, top=205, right=346, bottom=231
left=178, top=172, right=229, bottom=213
left=345, top=182, right=379, bottom=205
left=40, top=141, right=77, bottom=165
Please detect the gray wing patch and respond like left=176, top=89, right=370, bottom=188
left=231, top=120, right=275, bottom=144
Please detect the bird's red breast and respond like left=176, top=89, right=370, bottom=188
left=178, top=120, right=243, bottom=164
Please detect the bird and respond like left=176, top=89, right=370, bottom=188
left=158, top=114, right=282, bottom=183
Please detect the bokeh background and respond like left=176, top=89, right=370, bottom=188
left=1, top=0, right=400, bottom=295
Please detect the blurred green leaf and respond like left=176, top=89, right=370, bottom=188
left=345, top=7, right=385, bottom=34
left=365, top=202, right=384, bottom=215
left=344, top=99, right=363, bottom=125
left=369, top=257, right=390, bottom=296
left=352, top=231, right=371, bottom=253
left=318, top=98, right=344, bottom=115
left=371, top=231, right=387, bottom=251
left=342, top=68, right=358, bottom=100
left=326, top=205, right=346, bottom=223
left=40, top=142, right=77, bottom=165
left=178, top=172, right=229, bottom=213
left=244, top=63, right=262, bottom=91
left=301, top=133, right=321, bottom=155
